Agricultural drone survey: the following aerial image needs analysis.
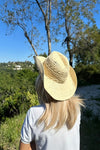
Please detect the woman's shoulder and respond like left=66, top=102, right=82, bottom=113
left=29, top=104, right=45, bottom=113
left=27, top=105, right=45, bottom=122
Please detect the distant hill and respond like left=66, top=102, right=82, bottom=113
left=0, top=61, right=34, bottom=71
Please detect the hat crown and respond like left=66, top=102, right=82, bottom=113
left=43, top=51, right=70, bottom=83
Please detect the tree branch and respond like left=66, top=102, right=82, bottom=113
left=45, top=0, right=49, bottom=27
left=46, top=1, right=49, bottom=16
left=17, top=21, right=38, bottom=56
left=24, top=31, right=38, bottom=56
left=35, top=0, right=46, bottom=19
left=49, top=0, right=51, bottom=24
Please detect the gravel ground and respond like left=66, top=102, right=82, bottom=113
left=76, top=84, right=100, bottom=120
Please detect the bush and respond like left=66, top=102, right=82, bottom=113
left=75, top=63, right=100, bottom=85
left=0, top=113, right=26, bottom=150
left=0, top=69, right=39, bottom=122
left=0, top=90, right=39, bottom=123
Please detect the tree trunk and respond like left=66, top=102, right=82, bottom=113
left=64, top=0, right=73, bottom=66
left=36, top=0, right=51, bottom=56
left=17, top=22, right=38, bottom=56
left=46, top=25, right=51, bottom=55
left=69, top=51, right=73, bottom=67
left=66, top=39, right=73, bottom=66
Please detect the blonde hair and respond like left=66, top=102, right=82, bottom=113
left=35, top=75, right=84, bottom=130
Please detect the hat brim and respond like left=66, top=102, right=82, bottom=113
left=35, top=55, right=77, bottom=101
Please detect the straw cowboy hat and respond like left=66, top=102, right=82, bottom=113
left=35, top=51, right=77, bottom=101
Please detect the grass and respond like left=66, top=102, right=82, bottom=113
left=0, top=113, right=26, bottom=150
left=0, top=113, right=100, bottom=150
left=80, top=119, right=100, bottom=150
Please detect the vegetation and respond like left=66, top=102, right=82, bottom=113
left=0, top=62, right=39, bottom=122
left=0, top=61, right=34, bottom=71
left=0, top=113, right=26, bottom=150
left=80, top=118, right=100, bottom=150
left=75, top=63, right=100, bottom=86
left=57, top=0, right=98, bottom=66
left=75, top=27, right=100, bottom=65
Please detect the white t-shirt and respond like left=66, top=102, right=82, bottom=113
left=21, top=105, right=81, bottom=150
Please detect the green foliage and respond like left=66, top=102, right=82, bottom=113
left=75, top=63, right=100, bottom=85
left=26, top=91, right=39, bottom=107
left=56, top=0, right=99, bottom=66
left=75, top=27, right=100, bottom=65
left=0, top=113, right=26, bottom=150
left=0, top=65, right=39, bottom=122
left=81, top=119, right=100, bottom=150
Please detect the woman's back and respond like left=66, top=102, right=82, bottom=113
left=21, top=105, right=80, bottom=150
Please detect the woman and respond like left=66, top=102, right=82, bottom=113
left=19, top=51, right=84, bottom=150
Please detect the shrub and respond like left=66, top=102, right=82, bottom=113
left=75, top=63, right=100, bottom=85
left=0, top=69, right=39, bottom=122
left=0, top=90, right=39, bottom=122
left=0, top=113, right=26, bottom=150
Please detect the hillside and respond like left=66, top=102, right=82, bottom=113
left=0, top=62, right=38, bottom=122
left=0, top=61, right=34, bottom=71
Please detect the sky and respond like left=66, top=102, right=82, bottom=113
left=0, top=21, right=66, bottom=64
left=0, top=3, right=100, bottom=64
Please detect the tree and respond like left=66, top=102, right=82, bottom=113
left=35, top=0, right=52, bottom=55
left=75, top=26, right=100, bottom=65
left=0, top=0, right=99, bottom=62
left=0, top=0, right=54, bottom=56
left=56, top=0, right=99, bottom=66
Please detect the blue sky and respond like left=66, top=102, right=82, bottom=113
left=0, top=21, right=66, bottom=63
left=0, top=4, right=100, bottom=63
left=0, top=25, right=36, bottom=63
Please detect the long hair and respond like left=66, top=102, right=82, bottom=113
left=35, top=75, right=84, bottom=130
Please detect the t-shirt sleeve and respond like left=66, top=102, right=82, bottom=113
left=21, top=108, right=35, bottom=144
